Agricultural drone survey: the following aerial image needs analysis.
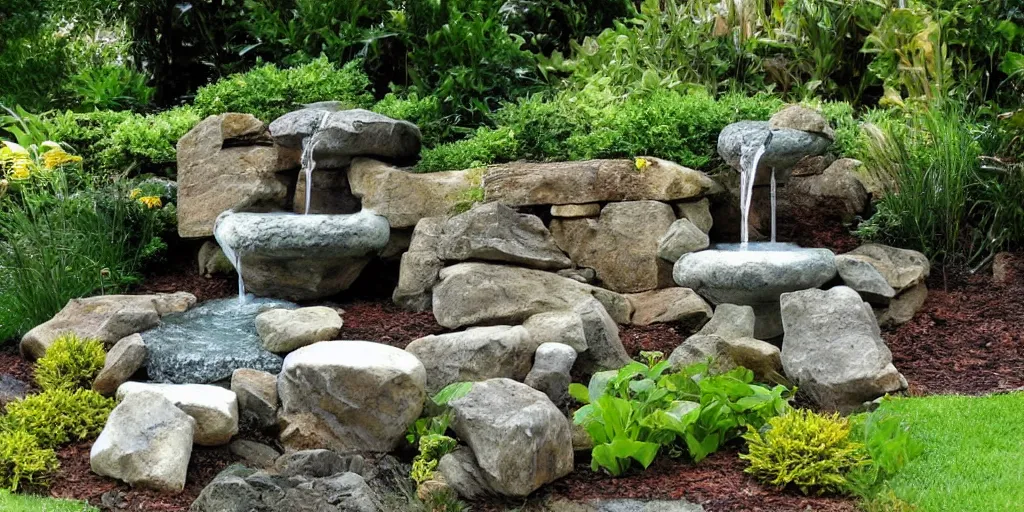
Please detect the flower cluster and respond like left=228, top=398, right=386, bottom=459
left=0, top=141, right=83, bottom=182
left=129, top=188, right=163, bottom=209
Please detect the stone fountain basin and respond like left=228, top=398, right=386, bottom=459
left=673, top=244, right=837, bottom=337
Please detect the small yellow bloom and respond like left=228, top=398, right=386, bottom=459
left=634, top=157, right=651, bottom=171
left=42, top=148, right=82, bottom=169
left=130, top=188, right=143, bottom=199
left=138, top=196, right=162, bottom=209
left=9, top=158, right=32, bottom=180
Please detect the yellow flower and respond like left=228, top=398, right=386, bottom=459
left=9, top=158, right=32, bottom=180
left=129, top=188, right=143, bottom=199
left=42, top=148, right=82, bottom=169
left=138, top=196, right=162, bottom=209
left=634, top=157, right=651, bottom=171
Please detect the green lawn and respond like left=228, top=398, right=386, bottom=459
left=879, top=393, right=1024, bottom=512
left=0, top=491, right=97, bottom=511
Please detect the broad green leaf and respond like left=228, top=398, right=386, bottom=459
left=569, top=383, right=591, bottom=404
left=432, top=382, right=473, bottom=406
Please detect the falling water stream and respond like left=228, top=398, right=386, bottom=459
left=738, top=132, right=776, bottom=247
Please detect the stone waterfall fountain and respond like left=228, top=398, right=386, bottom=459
left=673, top=106, right=838, bottom=338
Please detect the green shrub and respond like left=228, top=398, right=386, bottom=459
left=571, top=359, right=792, bottom=476
left=66, top=65, right=155, bottom=112
left=372, top=92, right=444, bottom=147
left=411, top=434, right=458, bottom=485
left=740, top=409, right=869, bottom=495
left=192, top=57, right=374, bottom=122
left=4, top=388, right=116, bottom=449
left=846, top=409, right=923, bottom=500
left=0, top=429, right=60, bottom=491
left=34, top=334, right=106, bottom=392
left=418, top=127, right=519, bottom=172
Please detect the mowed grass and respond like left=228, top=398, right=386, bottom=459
left=878, top=393, right=1024, bottom=512
left=0, top=491, right=97, bottom=511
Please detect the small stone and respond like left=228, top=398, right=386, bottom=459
left=231, top=368, right=279, bottom=431
left=117, top=382, right=239, bottom=446
left=393, top=252, right=443, bottom=312
left=843, top=244, right=930, bottom=293
left=658, top=219, right=710, bottom=262
left=835, top=255, right=897, bottom=304
left=667, top=334, right=781, bottom=381
left=673, top=199, right=713, bottom=233
left=275, top=449, right=365, bottom=478
left=556, top=268, right=597, bottom=283
left=524, top=343, right=578, bottom=405
left=522, top=311, right=588, bottom=353
left=0, top=375, right=29, bottom=408
left=551, top=203, right=602, bottom=218
left=228, top=440, right=280, bottom=469
left=769, top=105, right=835, bottom=139
left=198, top=241, right=234, bottom=277
left=993, top=252, right=1020, bottom=284
left=626, top=288, right=712, bottom=327
left=270, top=108, right=422, bottom=166
left=438, top=448, right=494, bottom=500
left=255, top=307, right=343, bottom=353
left=696, top=304, right=756, bottom=341
left=876, top=283, right=928, bottom=328
left=574, top=298, right=632, bottom=374
left=92, top=334, right=146, bottom=396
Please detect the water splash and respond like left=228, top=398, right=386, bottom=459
left=213, top=213, right=247, bottom=306
left=300, top=112, right=332, bottom=215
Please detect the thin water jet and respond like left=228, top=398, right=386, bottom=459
left=739, top=131, right=773, bottom=247
left=300, top=112, right=332, bottom=215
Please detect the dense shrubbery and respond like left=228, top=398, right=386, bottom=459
left=0, top=429, right=60, bottom=491
left=3, top=388, right=115, bottom=449
left=33, top=334, right=107, bottom=392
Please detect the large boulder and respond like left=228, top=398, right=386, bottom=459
left=278, top=341, right=426, bottom=453
left=785, top=158, right=870, bottom=223
left=551, top=201, right=676, bottom=293
left=393, top=217, right=445, bottom=312
left=842, top=244, right=930, bottom=293
left=348, top=158, right=472, bottom=228
left=405, top=326, right=538, bottom=394
left=717, top=121, right=832, bottom=186
left=191, top=464, right=380, bottom=512
left=446, top=379, right=573, bottom=497
left=432, top=262, right=632, bottom=329
left=90, top=391, right=196, bottom=492
left=658, top=219, right=710, bottom=262
left=255, top=306, right=343, bottom=353
left=437, top=203, right=572, bottom=270
left=177, top=114, right=299, bottom=238
left=483, top=158, right=716, bottom=207
left=92, top=334, right=146, bottom=396
left=116, top=382, right=239, bottom=446
left=270, top=108, right=421, bottom=167
left=625, top=288, right=712, bottom=327
left=780, top=286, right=905, bottom=412
left=214, top=210, right=390, bottom=301
left=21, top=292, right=196, bottom=360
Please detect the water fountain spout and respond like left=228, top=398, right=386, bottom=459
left=300, top=112, right=331, bottom=215
left=739, top=130, right=775, bottom=247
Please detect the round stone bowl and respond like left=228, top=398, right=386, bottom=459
left=673, top=243, right=837, bottom=338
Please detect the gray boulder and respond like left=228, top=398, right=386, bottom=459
left=275, top=449, right=365, bottom=478
left=835, top=255, right=897, bottom=304
left=91, top=391, right=196, bottom=492
left=573, top=298, right=632, bottom=374
left=780, top=286, right=905, bottom=412
left=522, top=311, right=588, bottom=353
left=843, top=244, right=930, bottom=293
left=393, top=217, right=446, bottom=312
left=231, top=368, right=279, bottom=431
left=696, top=304, right=756, bottom=340
left=278, top=341, right=426, bottom=453
left=432, top=262, right=632, bottom=329
left=717, top=121, right=832, bottom=185
left=447, top=379, right=573, bottom=497
left=658, top=219, right=710, bottom=262
left=117, top=382, right=239, bottom=446
left=405, top=326, right=539, bottom=394
left=876, top=283, right=928, bottom=328
left=625, top=288, right=712, bottom=327
left=348, top=158, right=473, bottom=228
left=438, top=448, right=494, bottom=500
left=255, top=306, right=343, bottom=353
left=673, top=199, right=713, bottom=234
left=437, top=202, right=572, bottom=270
left=769, top=105, right=835, bottom=139
left=190, top=464, right=380, bottom=512
left=525, top=343, right=578, bottom=405
left=270, top=108, right=421, bottom=166
left=668, top=334, right=781, bottom=381
left=786, top=158, right=869, bottom=222
left=92, top=334, right=146, bottom=396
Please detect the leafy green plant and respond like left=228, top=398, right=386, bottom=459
left=67, top=65, right=155, bottom=111
left=846, top=409, right=924, bottom=499
left=411, top=434, right=458, bottom=485
left=0, top=429, right=60, bottom=491
left=4, top=388, right=115, bottom=449
left=373, top=92, right=444, bottom=146
left=740, top=409, right=869, bottom=495
left=571, top=360, right=792, bottom=476
left=34, top=334, right=107, bottom=391
left=406, top=382, right=474, bottom=446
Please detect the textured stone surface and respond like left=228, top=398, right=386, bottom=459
left=278, top=341, right=426, bottom=453
left=625, top=288, right=712, bottom=327
left=294, top=168, right=360, bottom=215
left=522, top=311, right=588, bottom=353
left=393, top=217, right=446, bottom=312
left=525, top=342, right=578, bottom=405
left=657, top=219, right=710, bottom=262
left=437, top=203, right=572, bottom=270
left=696, top=304, right=756, bottom=340
left=270, top=108, right=421, bottom=166
left=405, top=326, right=538, bottom=394
left=143, top=297, right=293, bottom=384
left=768, top=105, right=835, bottom=139
left=191, top=464, right=380, bottom=512
left=0, top=375, right=28, bottom=408
left=786, top=158, right=869, bottom=222
left=215, top=210, right=390, bottom=301
left=835, top=255, right=896, bottom=304
left=781, top=287, right=905, bottom=412
left=91, top=392, right=196, bottom=492
left=551, top=203, right=602, bottom=218
left=673, top=199, right=713, bottom=233
left=255, top=307, right=343, bottom=353
left=438, top=448, right=494, bottom=499
left=92, top=334, right=146, bottom=396
left=228, top=440, right=280, bottom=469
left=432, top=262, right=632, bottom=329
left=668, top=334, right=781, bottom=381
left=573, top=298, right=632, bottom=374
left=117, top=382, right=239, bottom=446
left=876, top=283, right=928, bottom=328
left=843, top=244, right=931, bottom=293
left=448, top=379, right=574, bottom=497
left=231, top=368, right=279, bottom=431
left=348, top=158, right=471, bottom=228
left=484, top=158, right=716, bottom=207
left=717, top=121, right=832, bottom=185
left=552, top=201, right=676, bottom=293
left=275, top=449, right=365, bottom=478
left=198, top=241, right=234, bottom=278
left=177, top=114, right=298, bottom=238
left=21, top=292, right=196, bottom=360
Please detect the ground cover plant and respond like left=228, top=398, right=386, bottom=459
left=0, top=490, right=96, bottom=512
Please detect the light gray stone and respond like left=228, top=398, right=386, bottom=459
left=432, top=262, right=633, bottom=329
left=214, top=210, right=389, bottom=301
left=278, top=341, right=426, bottom=453
left=673, top=199, right=713, bottom=233
left=657, top=219, right=710, bottom=262
left=484, top=158, right=717, bottom=207
left=231, top=368, right=279, bottom=431
left=393, top=252, right=443, bottom=312
left=405, top=326, right=538, bottom=394
left=229, top=440, right=280, bottom=469
left=438, top=202, right=572, bottom=270
left=667, top=334, right=781, bottom=381
left=525, top=342, right=578, bottom=405
left=625, top=288, right=712, bottom=327
left=407, top=217, right=446, bottom=253
left=448, top=379, right=574, bottom=497
left=348, top=158, right=472, bottom=228
left=574, top=298, right=632, bottom=374
left=92, top=334, right=146, bottom=396
left=717, top=121, right=832, bottom=185
left=768, top=105, right=835, bottom=139
left=270, top=108, right=421, bottom=165
left=780, top=286, right=905, bottom=412
left=191, top=465, right=380, bottom=512
left=91, top=391, right=196, bottom=492
left=255, top=307, right=343, bottom=353
left=876, top=283, right=928, bottom=328
left=843, top=244, right=930, bottom=293
left=835, top=255, right=896, bottom=304
left=551, top=203, right=602, bottom=218
left=117, top=382, right=239, bottom=446
left=522, top=311, right=588, bottom=353
left=198, top=241, right=234, bottom=277
left=21, top=292, right=196, bottom=360
left=696, top=304, right=756, bottom=340
left=551, top=201, right=676, bottom=293
left=438, top=448, right=494, bottom=500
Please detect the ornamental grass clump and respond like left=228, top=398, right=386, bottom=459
left=740, top=409, right=869, bottom=495
left=33, top=333, right=106, bottom=392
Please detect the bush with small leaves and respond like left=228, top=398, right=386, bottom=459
left=741, top=409, right=869, bottom=495
left=411, top=434, right=458, bottom=485
left=4, top=388, right=116, bottom=449
left=33, top=333, right=106, bottom=392
left=0, top=429, right=60, bottom=491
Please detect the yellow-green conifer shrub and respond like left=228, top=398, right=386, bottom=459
left=740, top=409, right=869, bottom=495
left=0, top=429, right=59, bottom=491
left=4, top=388, right=116, bottom=449
left=34, top=333, right=106, bottom=391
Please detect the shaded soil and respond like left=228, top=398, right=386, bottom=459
left=334, top=299, right=446, bottom=350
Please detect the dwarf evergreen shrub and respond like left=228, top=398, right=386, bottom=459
left=0, top=429, right=59, bottom=491
left=34, top=333, right=106, bottom=392
left=4, top=388, right=115, bottom=449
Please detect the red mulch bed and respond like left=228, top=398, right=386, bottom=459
left=335, top=299, right=446, bottom=350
